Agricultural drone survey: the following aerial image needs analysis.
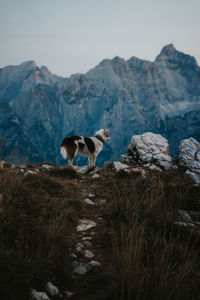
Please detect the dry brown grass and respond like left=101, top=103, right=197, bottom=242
left=0, top=169, right=83, bottom=300
left=0, top=164, right=200, bottom=300
left=104, top=169, right=200, bottom=300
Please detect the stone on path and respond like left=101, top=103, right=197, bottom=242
left=76, top=219, right=97, bottom=232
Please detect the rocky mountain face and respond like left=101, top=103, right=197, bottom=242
left=0, top=44, right=200, bottom=165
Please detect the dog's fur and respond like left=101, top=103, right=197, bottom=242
left=60, top=129, right=110, bottom=166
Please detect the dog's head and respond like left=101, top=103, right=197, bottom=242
left=95, top=129, right=110, bottom=141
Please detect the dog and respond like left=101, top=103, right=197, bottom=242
left=60, top=129, right=110, bottom=166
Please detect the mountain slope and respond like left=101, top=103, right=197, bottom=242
left=0, top=44, right=200, bottom=165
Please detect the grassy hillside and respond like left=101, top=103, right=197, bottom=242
left=0, top=162, right=200, bottom=299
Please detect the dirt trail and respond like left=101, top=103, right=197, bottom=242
left=70, top=173, right=112, bottom=300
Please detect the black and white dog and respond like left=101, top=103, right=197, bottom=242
left=60, top=129, right=110, bottom=166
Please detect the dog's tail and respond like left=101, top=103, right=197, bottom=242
left=60, top=146, right=68, bottom=160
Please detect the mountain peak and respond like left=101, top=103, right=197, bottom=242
left=155, top=44, right=198, bottom=67
left=19, top=60, right=38, bottom=69
left=112, top=56, right=125, bottom=63
left=161, top=43, right=176, bottom=54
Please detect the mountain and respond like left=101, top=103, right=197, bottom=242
left=0, top=44, right=200, bottom=165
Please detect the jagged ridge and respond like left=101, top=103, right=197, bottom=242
left=0, top=44, right=200, bottom=165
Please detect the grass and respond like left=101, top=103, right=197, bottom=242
left=0, top=169, right=83, bottom=300
left=0, top=163, right=200, bottom=300
left=103, top=168, right=200, bottom=300
left=47, top=166, right=80, bottom=179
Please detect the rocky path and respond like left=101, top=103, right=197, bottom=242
left=69, top=168, right=112, bottom=300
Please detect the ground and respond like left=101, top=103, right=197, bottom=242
left=0, top=161, right=200, bottom=300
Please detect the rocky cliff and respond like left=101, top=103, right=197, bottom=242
left=0, top=44, right=200, bottom=165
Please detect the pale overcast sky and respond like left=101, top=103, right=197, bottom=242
left=0, top=0, right=199, bottom=77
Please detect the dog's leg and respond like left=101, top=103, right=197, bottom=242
left=92, top=155, right=97, bottom=167
left=89, top=155, right=96, bottom=167
left=68, top=144, right=78, bottom=167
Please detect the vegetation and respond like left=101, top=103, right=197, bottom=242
left=0, top=164, right=200, bottom=300
left=104, top=169, right=200, bottom=300
left=0, top=168, right=83, bottom=300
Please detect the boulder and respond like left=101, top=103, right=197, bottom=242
left=179, top=137, right=200, bottom=184
left=45, top=282, right=59, bottom=296
left=125, top=132, right=173, bottom=170
left=31, top=290, right=50, bottom=300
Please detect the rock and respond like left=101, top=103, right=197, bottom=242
left=81, top=236, right=92, bottom=241
left=76, top=219, right=97, bottom=232
left=25, top=170, right=37, bottom=175
left=83, top=198, right=95, bottom=205
left=178, top=210, right=192, bottom=223
left=113, top=161, right=129, bottom=172
left=75, top=242, right=84, bottom=253
left=42, top=164, right=52, bottom=170
left=74, top=263, right=92, bottom=275
left=98, top=198, right=107, bottom=205
left=65, top=290, right=74, bottom=298
left=88, top=193, right=95, bottom=198
left=131, top=167, right=147, bottom=178
left=0, top=161, right=5, bottom=168
left=143, top=163, right=163, bottom=172
left=31, top=289, right=50, bottom=300
left=91, top=173, right=100, bottom=179
left=179, top=137, right=200, bottom=184
left=71, top=253, right=77, bottom=259
left=83, top=250, right=95, bottom=259
left=90, top=260, right=101, bottom=267
left=128, top=132, right=173, bottom=170
left=75, top=165, right=95, bottom=174
left=174, top=222, right=196, bottom=229
left=120, top=154, right=134, bottom=163
left=19, top=164, right=27, bottom=169
left=82, top=240, right=93, bottom=248
left=46, top=281, right=59, bottom=296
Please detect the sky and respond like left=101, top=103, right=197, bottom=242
left=0, top=0, right=200, bottom=77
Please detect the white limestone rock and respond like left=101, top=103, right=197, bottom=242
left=83, top=240, right=93, bottom=248
left=83, top=198, right=95, bottom=205
left=83, top=249, right=95, bottom=259
left=113, top=161, right=129, bottom=172
left=178, top=210, right=192, bottom=223
left=131, top=167, right=147, bottom=178
left=46, top=281, right=59, bottom=296
left=88, top=193, right=95, bottom=198
left=98, top=198, right=107, bottom=205
left=42, top=164, right=52, bottom=170
left=74, top=263, right=92, bottom=275
left=81, top=236, right=92, bottom=241
left=0, top=161, right=5, bottom=168
left=90, top=260, right=101, bottom=267
left=31, top=289, right=50, bottom=300
left=75, top=242, right=84, bottom=253
left=76, top=219, right=97, bottom=232
left=65, top=290, right=74, bottom=298
left=128, top=132, right=173, bottom=170
left=75, top=165, right=89, bottom=174
left=91, top=173, right=100, bottom=179
left=179, top=137, right=200, bottom=184
left=143, top=163, right=163, bottom=172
